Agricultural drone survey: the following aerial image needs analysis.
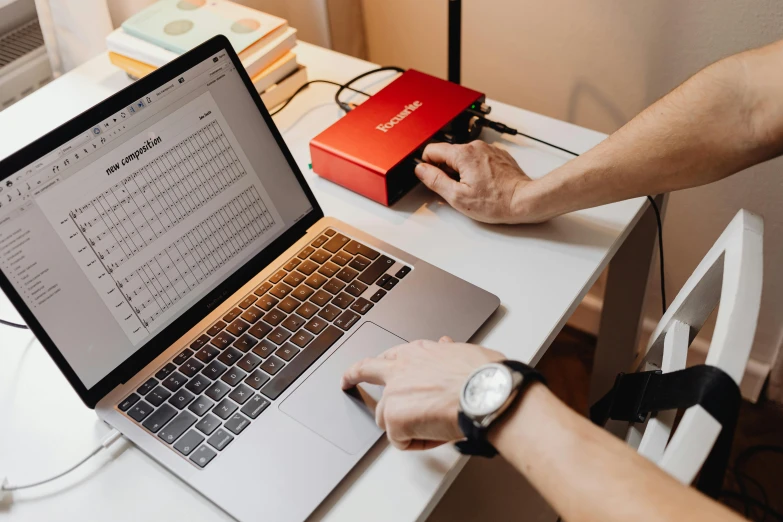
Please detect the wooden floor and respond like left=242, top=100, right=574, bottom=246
left=428, top=327, right=783, bottom=521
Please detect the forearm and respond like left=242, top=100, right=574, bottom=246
left=519, top=41, right=783, bottom=222
left=488, top=383, right=744, bottom=522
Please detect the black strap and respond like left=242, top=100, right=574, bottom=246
left=590, top=365, right=740, bottom=498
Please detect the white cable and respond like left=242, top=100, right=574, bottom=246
left=1, top=429, right=123, bottom=495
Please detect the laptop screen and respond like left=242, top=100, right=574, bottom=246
left=0, top=50, right=312, bottom=389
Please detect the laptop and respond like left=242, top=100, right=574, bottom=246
left=0, top=36, right=499, bottom=521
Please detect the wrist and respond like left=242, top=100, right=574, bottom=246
left=487, top=381, right=548, bottom=450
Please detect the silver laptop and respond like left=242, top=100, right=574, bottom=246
left=0, top=37, right=498, bottom=521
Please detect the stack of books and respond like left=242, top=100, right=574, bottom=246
left=106, top=0, right=307, bottom=110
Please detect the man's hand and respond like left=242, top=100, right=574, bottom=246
left=341, top=336, right=504, bottom=450
left=414, top=141, right=542, bottom=224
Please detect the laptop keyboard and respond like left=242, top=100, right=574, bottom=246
left=116, top=229, right=411, bottom=468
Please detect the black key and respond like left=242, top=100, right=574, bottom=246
left=317, top=261, right=340, bottom=278
left=190, top=334, right=211, bottom=351
left=241, top=395, right=270, bottom=419
left=207, top=428, right=234, bottom=451
left=268, top=327, right=291, bottom=345
left=323, top=278, right=346, bottom=295
left=162, top=371, right=187, bottom=392
left=188, top=395, right=215, bottom=417
left=298, top=245, right=315, bottom=259
left=142, top=403, right=176, bottom=433
left=236, top=353, right=262, bottom=373
left=248, top=321, right=272, bottom=339
left=217, top=346, right=242, bottom=366
left=377, top=274, right=391, bottom=287
left=185, top=374, right=211, bottom=394
left=119, top=393, right=140, bottom=411
left=336, top=266, right=359, bottom=283
left=269, top=269, right=287, bottom=284
left=202, top=360, right=228, bottom=381
left=195, top=345, right=220, bottom=363
left=224, top=413, right=251, bottom=435
left=331, top=252, right=352, bottom=266
left=350, top=297, right=374, bottom=315
left=260, top=355, right=285, bottom=376
left=311, top=235, right=329, bottom=248
left=240, top=306, right=263, bottom=324
left=137, top=378, right=157, bottom=395
left=349, top=255, right=371, bottom=272
left=324, top=228, right=336, bottom=237
left=207, top=321, right=226, bottom=337
left=295, top=301, right=319, bottom=319
left=245, top=369, right=270, bottom=390
left=128, top=400, right=153, bottom=422
left=168, top=388, right=195, bottom=409
left=346, top=281, right=368, bottom=297
left=255, top=294, right=278, bottom=311
left=205, top=380, right=231, bottom=401
left=292, top=284, right=315, bottom=301
left=282, top=314, right=305, bottom=332
left=305, top=317, right=328, bottom=335
left=276, top=343, right=300, bottom=361
left=269, top=282, right=293, bottom=299
left=180, top=357, right=204, bottom=377
left=297, top=259, right=319, bottom=275
left=284, top=258, right=301, bottom=271
left=310, top=249, right=331, bottom=264
left=213, top=398, right=239, bottom=420
left=155, top=363, right=176, bottom=380
left=223, top=307, right=242, bottom=323
left=370, top=288, right=387, bottom=303
left=358, top=255, right=395, bottom=285
left=278, top=296, right=300, bottom=314
left=239, top=295, right=258, bottom=309
left=226, top=318, right=250, bottom=337
left=173, top=348, right=193, bottom=366
left=318, top=303, right=342, bottom=321
left=283, top=271, right=306, bottom=288
left=261, top=326, right=344, bottom=400
left=195, top=413, right=221, bottom=435
left=291, top=330, right=314, bottom=348
left=159, top=411, right=197, bottom=444
left=147, top=386, right=172, bottom=406
left=334, top=310, right=360, bottom=330
left=229, top=383, right=253, bottom=405
left=211, top=331, right=236, bottom=350
left=190, top=445, right=217, bottom=467
left=309, top=289, right=332, bottom=307
left=252, top=339, right=277, bottom=359
left=305, top=273, right=328, bottom=289
left=322, top=233, right=350, bottom=253
left=232, top=333, right=258, bottom=353
left=382, top=276, right=399, bottom=291
left=332, top=292, right=355, bottom=309
left=343, top=240, right=379, bottom=260
left=254, top=281, right=273, bottom=296
left=174, top=430, right=204, bottom=456
left=395, top=266, right=411, bottom=278
left=221, top=366, right=248, bottom=386
left=262, top=309, right=286, bottom=326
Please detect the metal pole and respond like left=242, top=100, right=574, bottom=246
left=448, top=0, right=461, bottom=84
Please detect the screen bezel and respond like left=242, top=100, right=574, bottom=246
left=0, top=36, right=324, bottom=408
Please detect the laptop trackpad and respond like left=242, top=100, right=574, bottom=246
left=280, top=323, right=406, bottom=455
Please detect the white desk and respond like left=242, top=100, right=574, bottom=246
left=0, top=42, right=655, bottom=521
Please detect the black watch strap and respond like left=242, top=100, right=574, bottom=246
left=456, top=360, right=545, bottom=458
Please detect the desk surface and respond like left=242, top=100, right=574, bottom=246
left=0, top=42, right=646, bottom=521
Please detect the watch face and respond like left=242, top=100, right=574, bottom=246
left=461, top=364, right=513, bottom=417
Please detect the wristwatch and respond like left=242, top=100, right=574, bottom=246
left=456, top=360, right=546, bottom=457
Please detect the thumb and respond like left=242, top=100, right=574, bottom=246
left=414, top=163, right=461, bottom=206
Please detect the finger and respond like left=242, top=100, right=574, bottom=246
left=421, top=142, right=461, bottom=170
left=340, top=357, right=393, bottom=390
left=438, top=336, right=453, bottom=343
left=375, top=396, right=387, bottom=430
left=414, top=163, right=461, bottom=205
left=378, top=345, right=400, bottom=360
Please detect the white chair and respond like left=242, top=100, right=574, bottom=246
left=621, top=209, right=763, bottom=490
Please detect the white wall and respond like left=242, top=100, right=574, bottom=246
left=362, top=0, right=783, bottom=399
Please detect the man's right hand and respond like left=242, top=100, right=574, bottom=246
left=414, top=141, right=543, bottom=224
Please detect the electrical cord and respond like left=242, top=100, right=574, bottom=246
left=332, top=66, right=405, bottom=112
left=0, top=318, right=28, bottom=329
left=269, top=80, right=371, bottom=117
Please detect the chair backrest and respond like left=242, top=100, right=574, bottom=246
left=625, top=209, right=763, bottom=485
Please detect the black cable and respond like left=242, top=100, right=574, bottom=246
left=0, top=318, right=28, bottom=329
left=480, top=117, right=668, bottom=314
left=720, top=491, right=783, bottom=522
left=269, top=80, right=371, bottom=117
left=333, top=66, right=405, bottom=112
